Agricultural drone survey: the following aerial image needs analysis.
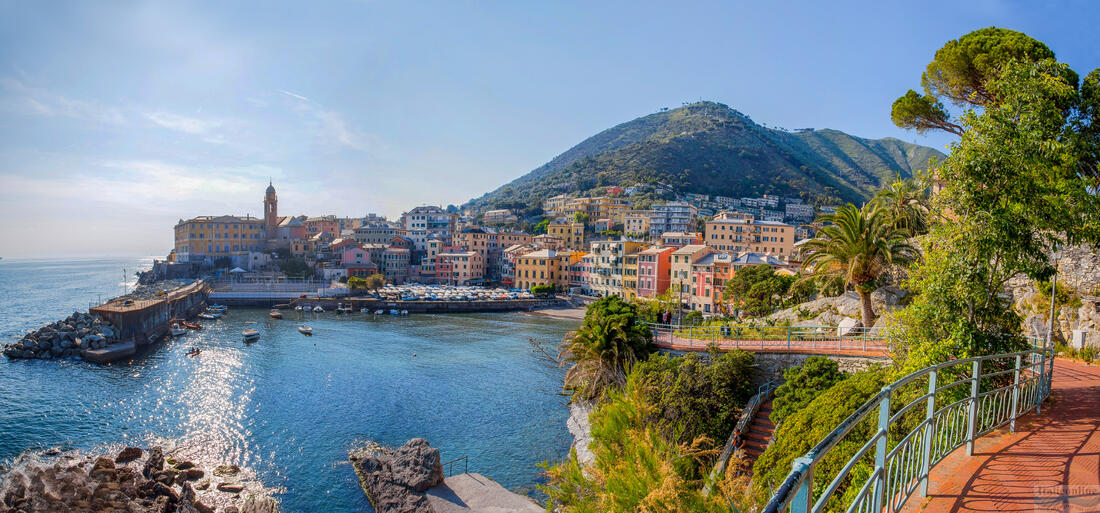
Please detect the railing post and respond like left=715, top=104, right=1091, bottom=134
left=787, top=326, right=792, bottom=351
left=1037, top=347, right=1047, bottom=414
left=966, top=359, right=980, bottom=456
left=1010, top=354, right=1022, bottom=432
left=790, top=457, right=814, bottom=513
left=919, top=368, right=937, bottom=497
left=873, top=388, right=892, bottom=512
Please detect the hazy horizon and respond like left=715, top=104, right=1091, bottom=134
left=2, top=1, right=1098, bottom=258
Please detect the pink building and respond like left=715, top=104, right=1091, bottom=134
left=637, top=246, right=675, bottom=298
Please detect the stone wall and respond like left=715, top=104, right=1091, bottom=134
left=752, top=353, right=889, bottom=384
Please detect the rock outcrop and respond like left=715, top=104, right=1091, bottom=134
left=767, top=286, right=907, bottom=330
left=0, top=446, right=278, bottom=513
left=2, top=311, right=121, bottom=360
left=349, top=438, right=445, bottom=513
left=566, top=402, right=595, bottom=467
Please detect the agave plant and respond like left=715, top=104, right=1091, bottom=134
left=559, top=296, right=653, bottom=402
left=800, top=203, right=918, bottom=327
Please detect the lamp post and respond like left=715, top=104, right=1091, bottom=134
left=677, top=276, right=684, bottom=325
left=1048, top=247, right=1061, bottom=345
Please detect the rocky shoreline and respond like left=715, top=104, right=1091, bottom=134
left=0, top=446, right=278, bottom=513
left=2, top=311, right=121, bottom=361
left=348, top=439, right=444, bottom=513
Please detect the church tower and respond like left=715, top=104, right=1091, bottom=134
left=264, top=181, right=278, bottom=240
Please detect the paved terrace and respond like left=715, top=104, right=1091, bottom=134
left=904, top=359, right=1100, bottom=513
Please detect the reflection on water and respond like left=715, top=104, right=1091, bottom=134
left=0, top=260, right=576, bottom=513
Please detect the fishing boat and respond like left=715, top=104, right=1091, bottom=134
left=170, top=324, right=187, bottom=337
left=209, top=304, right=228, bottom=312
left=298, top=326, right=313, bottom=336
left=242, top=329, right=260, bottom=342
left=312, top=306, right=324, bottom=313
left=182, top=321, right=202, bottom=330
left=337, top=304, right=354, bottom=314
left=187, top=347, right=201, bottom=357
left=269, top=309, right=283, bottom=319
left=197, top=312, right=218, bottom=320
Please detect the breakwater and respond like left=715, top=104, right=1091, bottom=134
left=3, top=280, right=209, bottom=363
left=214, top=294, right=566, bottom=312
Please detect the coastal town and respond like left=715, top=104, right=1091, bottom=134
left=163, top=181, right=833, bottom=315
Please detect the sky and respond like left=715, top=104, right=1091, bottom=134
left=0, top=1, right=1097, bottom=258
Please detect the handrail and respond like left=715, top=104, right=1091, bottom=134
left=442, top=455, right=468, bottom=476
left=760, top=338, right=1053, bottom=513
left=704, top=380, right=778, bottom=496
left=645, top=323, right=890, bottom=356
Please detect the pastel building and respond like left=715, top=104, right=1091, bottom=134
left=689, top=252, right=735, bottom=313
left=637, top=246, right=675, bottom=297
left=705, top=211, right=794, bottom=256
left=670, top=244, right=714, bottom=299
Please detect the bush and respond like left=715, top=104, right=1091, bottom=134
left=771, top=357, right=846, bottom=425
left=347, top=276, right=366, bottom=289
left=751, top=368, right=887, bottom=510
left=683, top=310, right=703, bottom=326
left=531, top=284, right=556, bottom=295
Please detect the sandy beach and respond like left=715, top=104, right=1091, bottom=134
left=526, top=306, right=587, bottom=321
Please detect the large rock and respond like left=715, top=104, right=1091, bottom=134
left=349, top=438, right=445, bottom=513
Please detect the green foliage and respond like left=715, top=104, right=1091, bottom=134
left=751, top=369, right=888, bottom=511
left=464, top=102, right=944, bottom=212
left=278, top=257, right=312, bottom=278
left=892, top=27, right=1057, bottom=135
left=530, top=283, right=556, bottom=295
left=771, top=357, right=846, bottom=425
left=631, top=351, right=756, bottom=453
left=346, top=276, right=365, bottom=289
left=558, top=296, right=654, bottom=402
left=873, top=176, right=929, bottom=235
left=800, top=203, right=918, bottom=327
left=363, top=273, right=386, bottom=290
left=532, top=218, right=550, bottom=235
left=541, top=350, right=756, bottom=513
left=682, top=310, right=703, bottom=326
left=1036, top=279, right=1081, bottom=310
left=574, top=212, right=590, bottom=225
left=723, top=264, right=798, bottom=317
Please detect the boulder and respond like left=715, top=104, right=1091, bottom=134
left=241, top=496, right=280, bottom=513
left=349, top=438, right=444, bottom=513
left=143, top=447, right=165, bottom=478
left=217, top=482, right=245, bottom=493
left=213, top=464, right=240, bottom=477
left=115, top=447, right=142, bottom=464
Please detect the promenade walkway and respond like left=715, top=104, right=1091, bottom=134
left=649, top=325, right=890, bottom=358
left=904, top=359, right=1100, bottom=512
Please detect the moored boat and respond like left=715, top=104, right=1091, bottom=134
left=242, top=329, right=260, bottom=342
left=298, top=325, right=313, bottom=336
left=197, top=312, right=218, bottom=320
left=170, top=324, right=187, bottom=337
left=269, top=309, right=283, bottom=319
left=182, top=321, right=202, bottom=330
left=312, top=306, right=324, bottom=313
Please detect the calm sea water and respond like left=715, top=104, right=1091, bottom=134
left=0, top=258, right=576, bottom=512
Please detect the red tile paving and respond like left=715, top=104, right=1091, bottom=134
left=904, top=359, right=1100, bottom=512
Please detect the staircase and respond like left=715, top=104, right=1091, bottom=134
left=740, top=399, right=775, bottom=469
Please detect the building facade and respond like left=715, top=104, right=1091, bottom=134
left=704, top=212, right=794, bottom=256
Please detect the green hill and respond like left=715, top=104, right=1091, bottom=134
left=465, top=102, right=944, bottom=211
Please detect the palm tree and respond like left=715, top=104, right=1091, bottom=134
left=558, top=296, right=653, bottom=402
left=874, top=177, right=929, bottom=235
left=800, top=203, right=918, bottom=327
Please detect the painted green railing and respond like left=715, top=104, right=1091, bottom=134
left=647, top=324, right=890, bottom=355
left=761, top=339, right=1053, bottom=513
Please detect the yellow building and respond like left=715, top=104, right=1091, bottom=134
left=551, top=196, right=631, bottom=222
left=174, top=215, right=266, bottom=262
left=621, top=211, right=652, bottom=237
left=547, top=221, right=585, bottom=250
left=514, top=249, right=585, bottom=291
left=704, top=212, right=794, bottom=256
left=622, top=251, right=642, bottom=299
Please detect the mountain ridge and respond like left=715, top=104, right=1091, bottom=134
left=465, top=102, right=944, bottom=211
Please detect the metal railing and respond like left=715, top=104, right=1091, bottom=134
left=762, top=339, right=1053, bottom=513
left=442, top=455, right=468, bottom=477
left=647, top=324, right=890, bottom=356
left=704, top=380, right=778, bottom=496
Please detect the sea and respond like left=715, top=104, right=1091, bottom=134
left=0, top=257, right=577, bottom=512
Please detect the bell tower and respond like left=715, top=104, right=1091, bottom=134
left=264, top=181, right=278, bottom=240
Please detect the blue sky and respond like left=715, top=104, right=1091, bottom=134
left=0, top=1, right=1097, bottom=258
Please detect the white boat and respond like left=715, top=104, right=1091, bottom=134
left=337, top=305, right=354, bottom=313
left=360, top=308, right=370, bottom=313
left=312, top=306, right=324, bottom=313
left=374, top=309, right=384, bottom=315
left=298, top=326, right=313, bottom=336
left=242, top=329, right=260, bottom=342
left=269, top=310, right=283, bottom=319
left=209, top=304, right=228, bottom=312
left=400, top=310, right=408, bottom=316
left=295, top=305, right=303, bottom=312
left=389, top=309, right=399, bottom=315
left=197, top=312, right=218, bottom=320
left=170, top=324, right=187, bottom=337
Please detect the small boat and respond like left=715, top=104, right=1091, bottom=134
left=197, top=312, right=218, bottom=320
left=170, top=324, right=187, bottom=337
left=182, top=321, right=202, bottom=330
left=187, top=348, right=201, bottom=357
left=269, top=310, right=283, bottom=319
left=374, top=309, right=384, bottom=315
left=312, top=306, right=324, bottom=313
left=360, top=308, right=370, bottom=313
left=242, top=329, right=260, bottom=341
left=389, top=309, right=399, bottom=316
left=338, top=304, right=354, bottom=313
left=298, top=326, right=313, bottom=336
left=400, top=310, right=408, bottom=316
left=209, top=304, right=228, bottom=312
left=295, top=305, right=303, bottom=312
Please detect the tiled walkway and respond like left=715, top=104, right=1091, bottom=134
left=905, top=359, right=1100, bottom=512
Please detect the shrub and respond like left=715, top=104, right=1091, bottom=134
left=751, top=368, right=887, bottom=510
left=771, top=357, right=846, bottom=425
left=530, top=284, right=556, bottom=295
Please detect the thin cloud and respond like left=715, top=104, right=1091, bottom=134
left=0, top=77, right=126, bottom=124
left=145, top=111, right=222, bottom=135
left=279, top=89, right=314, bottom=103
